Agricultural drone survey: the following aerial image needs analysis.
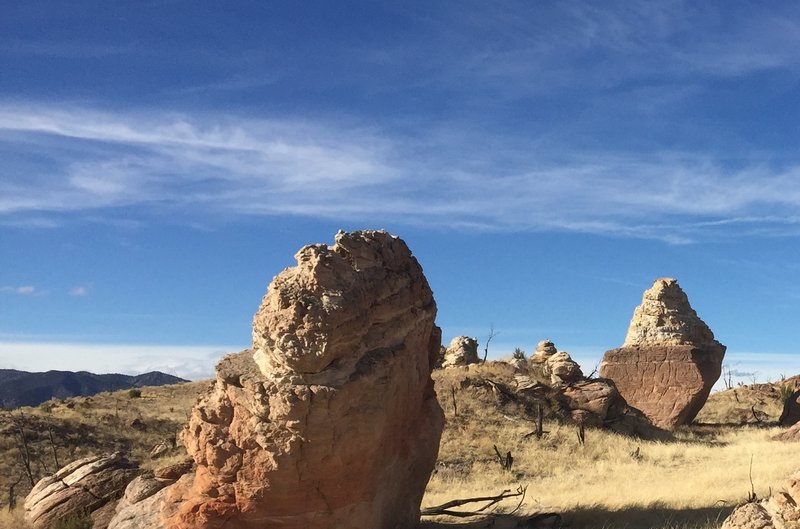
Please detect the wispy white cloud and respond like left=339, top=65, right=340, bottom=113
left=1, top=285, right=40, bottom=296
left=2, top=104, right=800, bottom=243
left=70, top=286, right=89, bottom=296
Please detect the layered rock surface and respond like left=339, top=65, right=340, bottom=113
left=600, top=278, right=726, bottom=430
left=110, top=230, right=444, bottom=529
left=24, top=453, right=138, bottom=529
left=441, top=336, right=479, bottom=368
left=529, top=340, right=557, bottom=363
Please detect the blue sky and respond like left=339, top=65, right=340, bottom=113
left=1, top=1, right=800, bottom=384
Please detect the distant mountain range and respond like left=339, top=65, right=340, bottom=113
left=0, top=369, right=188, bottom=409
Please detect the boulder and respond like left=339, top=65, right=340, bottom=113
left=721, top=471, right=800, bottom=528
left=780, top=388, right=800, bottom=426
left=600, top=278, right=726, bottom=430
left=774, top=421, right=800, bottom=442
left=545, top=351, right=583, bottom=384
left=530, top=340, right=557, bottom=363
left=442, top=336, right=479, bottom=367
left=109, top=230, right=444, bottom=529
left=24, top=452, right=139, bottom=529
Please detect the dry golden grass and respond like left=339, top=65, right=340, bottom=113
left=0, top=380, right=208, bottom=508
left=0, top=505, right=28, bottom=529
left=1, top=364, right=798, bottom=529
left=424, top=364, right=800, bottom=529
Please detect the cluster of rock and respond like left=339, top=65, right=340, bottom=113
left=721, top=471, right=800, bottom=529
left=526, top=340, right=583, bottom=384
left=515, top=341, right=657, bottom=437
left=600, top=278, right=726, bottom=430
left=24, top=453, right=138, bottom=529
left=440, top=335, right=479, bottom=368
left=106, top=230, right=444, bottom=529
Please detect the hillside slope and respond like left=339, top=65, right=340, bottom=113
left=0, top=369, right=188, bottom=408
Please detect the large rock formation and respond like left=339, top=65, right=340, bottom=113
left=600, top=278, right=726, bottom=430
left=24, top=453, right=139, bottom=529
left=441, top=336, right=479, bottom=368
left=720, top=471, right=800, bottom=529
left=109, top=230, right=444, bottom=529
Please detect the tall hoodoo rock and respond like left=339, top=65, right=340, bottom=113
left=600, top=278, right=726, bottom=430
left=110, top=230, right=445, bottom=529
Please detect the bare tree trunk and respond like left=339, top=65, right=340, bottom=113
left=46, top=421, right=60, bottom=470
left=483, top=325, right=498, bottom=364
left=13, top=414, right=35, bottom=487
left=536, top=402, right=544, bottom=438
left=7, top=474, right=23, bottom=511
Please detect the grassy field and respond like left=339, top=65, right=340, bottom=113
left=0, top=363, right=797, bottom=529
left=421, top=364, right=798, bottom=529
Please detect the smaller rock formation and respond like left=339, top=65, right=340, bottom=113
left=774, top=421, right=800, bottom=442
left=600, top=278, right=726, bottom=430
left=530, top=340, right=557, bottom=363
left=24, top=453, right=139, bottom=529
left=780, top=388, right=800, bottom=427
left=720, top=471, right=800, bottom=528
left=442, top=336, right=480, bottom=368
left=545, top=351, right=583, bottom=385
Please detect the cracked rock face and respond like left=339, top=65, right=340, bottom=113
left=441, top=336, right=479, bottom=368
left=111, top=230, right=444, bottom=529
left=600, top=278, right=726, bottom=430
left=24, top=452, right=138, bottom=529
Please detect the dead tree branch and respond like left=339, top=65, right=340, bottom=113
left=420, top=486, right=526, bottom=517
left=493, top=444, right=513, bottom=471
left=12, top=413, right=35, bottom=487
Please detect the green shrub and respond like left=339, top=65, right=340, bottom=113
left=128, top=388, right=142, bottom=399
left=511, top=348, right=526, bottom=360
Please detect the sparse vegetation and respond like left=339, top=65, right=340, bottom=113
left=511, top=348, right=526, bottom=361
left=0, top=369, right=798, bottom=529
left=779, top=383, right=796, bottom=404
left=427, top=364, right=799, bottom=529
left=0, top=381, right=207, bottom=511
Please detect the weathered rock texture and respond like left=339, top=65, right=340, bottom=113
left=24, top=453, right=138, bottom=529
left=545, top=351, right=583, bottom=385
left=530, top=340, right=557, bottom=363
left=441, top=336, right=479, bottom=368
left=110, top=230, right=444, bottom=529
left=720, top=471, right=800, bottom=529
left=600, top=278, right=726, bottom=430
